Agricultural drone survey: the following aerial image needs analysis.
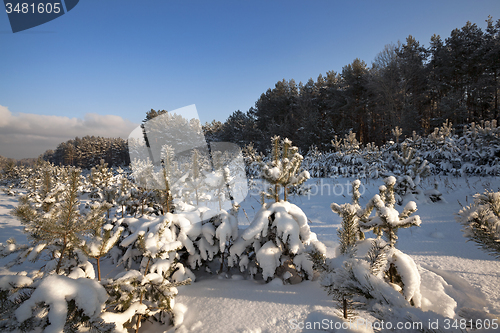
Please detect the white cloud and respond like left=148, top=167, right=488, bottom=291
left=0, top=105, right=139, bottom=159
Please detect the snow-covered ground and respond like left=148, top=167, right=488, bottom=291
left=1, top=175, right=500, bottom=332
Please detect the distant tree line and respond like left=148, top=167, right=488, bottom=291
left=204, top=18, right=500, bottom=152
left=42, top=136, right=130, bottom=168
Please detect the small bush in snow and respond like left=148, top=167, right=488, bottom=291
left=312, top=177, right=423, bottom=319
left=13, top=168, right=111, bottom=276
left=261, top=136, right=310, bottom=202
left=358, top=176, right=421, bottom=248
left=229, top=201, right=325, bottom=283
left=456, top=190, right=500, bottom=259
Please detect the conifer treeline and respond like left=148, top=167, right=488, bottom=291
left=42, top=136, right=129, bottom=168
left=39, top=18, right=499, bottom=167
left=204, top=18, right=500, bottom=152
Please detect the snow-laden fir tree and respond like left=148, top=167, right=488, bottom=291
left=358, top=176, right=421, bottom=248
left=331, top=180, right=365, bottom=255
left=157, top=144, right=175, bottom=214
left=1, top=273, right=115, bottom=333
left=89, top=159, right=115, bottom=202
left=80, top=221, right=123, bottom=281
left=392, top=126, right=403, bottom=145
left=391, top=142, right=430, bottom=204
left=105, top=211, right=201, bottom=332
left=328, top=180, right=365, bottom=318
left=229, top=201, right=325, bottom=283
left=423, top=120, right=461, bottom=175
left=456, top=190, right=500, bottom=259
left=261, top=136, right=310, bottom=202
left=116, top=176, right=132, bottom=218
left=310, top=178, right=424, bottom=321
left=13, top=168, right=111, bottom=276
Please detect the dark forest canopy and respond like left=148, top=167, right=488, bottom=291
left=40, top=17, right=500, bottom=167
left=204, top=17, right=500, bottom=152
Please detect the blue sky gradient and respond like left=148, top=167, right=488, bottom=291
left=1, top=0, right=499, bottom=158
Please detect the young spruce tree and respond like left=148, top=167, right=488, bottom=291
left=13, top=168, right=111, bottom=275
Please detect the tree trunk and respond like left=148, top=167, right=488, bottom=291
left=97, top=257, right=101, bottom=281
left=343, top=296, right=348, bottom=319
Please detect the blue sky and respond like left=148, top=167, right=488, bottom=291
left=1, top=0, right=499, bottom=158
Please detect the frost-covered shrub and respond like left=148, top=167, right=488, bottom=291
left=422, top=120, right=461, bottom=175
left=391, top=143, right=430, bottom=204
left=103, top=268, right=190, bottom=332
left=229, top=201, right=325, bottom=283
left=89, top=159, right=115, bottom=201
left=358, top=176, right=421, bottom=248
left=424, top=181, right=444, bottom=203
left=313, top=238, right=423, bottom=319
left=330, top=180, right=365, bottom=254
left=460, top=120, right=500, bottom=176
left=456, top=190, right=500, bottom=259
left=0, top=272, right=115, bottom=333
left=242, top=143, right=263, bottom=179
left=261, top=136, right=310, bottom=202
left=13, top=168, right=111, bottom=276
left=312, top=177, right=423, bottom=319
left=15, top=275, right=113, bottom=333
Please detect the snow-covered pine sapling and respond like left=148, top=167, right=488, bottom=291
left=424, top=181, right=443, bottom=203
left=391, top=143, right=430, bottom=204
left=242, top=142, right=263, bottom=180
left=89, top=159, right=114, bottom=200
left=105, top=214, right=192, bottom=332
left=103, top=264, right=190, bottom=333
left=229, top=201, right=325, bottom=283
left=157, top=144, right=175, bottom=214
left=130, top=158, right=159, bottom=216
left=205, top=150, right=235, bottom=211
left=11, top=275, right=114, bottom=333
left=328, top=180, right=367, bottom=318
left=80, top=222, right=123, bottom=281
left=13, top=168, right=112, bottom=275
left=331, top=180, right=365, bottom=256
left=202, top=206, right=240, bottom=274
left=392, top=126, right=403, bottom=145
left=261, top=136, right=310, bottom=202
left=456, top=190, right=500, bottom=259
left=356, top=176, right=421, bottom=297
left=116, top=177, right=132, bottom=218
left=21, top=165, right=63, bottom=214
left=358, top=176, right=421, bottom=248
left=8, top=275, right=115, bottom=333
left=331, top=135, right=342, bottom=153
left=184, top=149, right=207, bottom=207
left=342, top=129, right=360, bottom=155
